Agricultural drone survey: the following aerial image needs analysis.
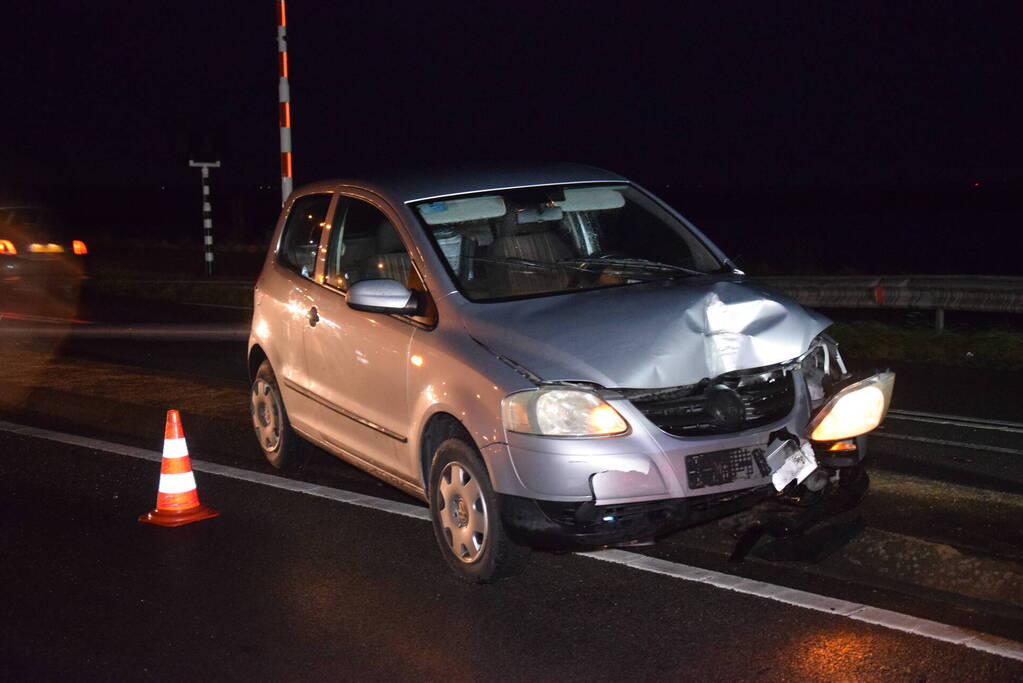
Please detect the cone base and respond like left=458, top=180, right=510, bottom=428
left=138, top=504, right=220, bottom=527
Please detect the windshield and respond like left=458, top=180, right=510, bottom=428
left=412, top=183, right=724, bottom=301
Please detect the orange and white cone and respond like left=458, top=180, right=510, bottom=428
left=138, top=410, right=219, bottom=527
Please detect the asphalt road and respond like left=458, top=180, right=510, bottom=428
left=2, top=292, right=1023, bottom=679
left=3, top=433, right=1022, bottom=681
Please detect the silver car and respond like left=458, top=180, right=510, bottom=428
left=248, top=164, right=894, bottom=582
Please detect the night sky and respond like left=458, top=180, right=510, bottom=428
left=4, top=1, right=1021, bottom=273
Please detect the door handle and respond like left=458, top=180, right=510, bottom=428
left=307, top=306, right=319, bottom=327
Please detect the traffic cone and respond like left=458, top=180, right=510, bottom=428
left=138, top=410, right=219, bottom=527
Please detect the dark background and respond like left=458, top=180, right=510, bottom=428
left=3, top=1, right=1020, bottom=274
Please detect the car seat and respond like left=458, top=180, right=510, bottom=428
left=488, top=213, right=572, bottom=296
left=363, top=219, right=411, bottom=285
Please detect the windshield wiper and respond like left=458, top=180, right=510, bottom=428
left=559, top=256, right=704, bottom=276
left=469, top=256, right=590, bottom=273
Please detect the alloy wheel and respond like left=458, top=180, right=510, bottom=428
left=437, top=462, right=489, bottom=563
left=251, top=379, right=282, bottom=452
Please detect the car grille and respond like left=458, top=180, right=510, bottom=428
left=619, top=366, right=795, bottom=437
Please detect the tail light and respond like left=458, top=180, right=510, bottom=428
left=29, top=243, right=64, bottom=253
left=0, top=239, right=16, bottom=255
left=73, top=240, right=88, bottom=255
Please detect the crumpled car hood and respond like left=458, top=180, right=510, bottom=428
left=461, top=276, right=831, bottom=388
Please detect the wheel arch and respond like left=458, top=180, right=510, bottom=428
left=248, top=344, right=269, bottom=382
left=419, top=412, right=475, bottom=492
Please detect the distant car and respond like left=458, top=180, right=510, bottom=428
left=247, top=164, right=894, bottom=582
left=0, top=206, right=89, bottom=297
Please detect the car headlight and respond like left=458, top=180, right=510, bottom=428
left=809, top=371, right=895, bottom=441
left=502, top=387, right=629, bottom=437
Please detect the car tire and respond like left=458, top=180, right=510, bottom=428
left=250, top=359, right=302, bottom=469
left=428, top=437, right=530, bottom=583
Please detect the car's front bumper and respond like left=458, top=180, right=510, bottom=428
left=483, top=370, right=874, bottom=549
left=485, top=370, right=820, bottom=504
left=496, top=436, right=868, bottom=551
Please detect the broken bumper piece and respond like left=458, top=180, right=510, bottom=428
left=765, top=438, right=818, bottom=491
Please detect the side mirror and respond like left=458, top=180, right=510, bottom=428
left=347, top=279, right=420, bottom=315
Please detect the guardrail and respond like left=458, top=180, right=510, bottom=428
left=758, top=276, right=1023, bottom=331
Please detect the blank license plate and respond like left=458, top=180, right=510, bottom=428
left=686, top=446, right=769, bottom=490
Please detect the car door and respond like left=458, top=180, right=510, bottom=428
left=265, top=192, right=336, bottom=437
left=302, top=194, right=418, bottom=479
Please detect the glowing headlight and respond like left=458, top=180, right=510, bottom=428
left=809, top=371, right=895, bottom=441
left=502, top=387, right=629, bottom=437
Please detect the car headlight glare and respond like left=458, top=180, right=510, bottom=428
left=809, top=371, right=895, bottom=441
left=502, top=388, right=629, bottom=437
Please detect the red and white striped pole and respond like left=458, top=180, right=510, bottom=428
left=277, top=0, right=293, bottom=204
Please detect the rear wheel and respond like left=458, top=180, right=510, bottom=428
left=428, top=437, right=530, bottom=583
left=250, top=360, right=301, bottom=469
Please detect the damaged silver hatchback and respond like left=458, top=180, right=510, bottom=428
left=248, top=164, right=894, bottom=582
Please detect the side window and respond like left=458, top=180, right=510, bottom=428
left=325, top=198, right=410, bottom=291
left=277, top=193, right=332, bottom=278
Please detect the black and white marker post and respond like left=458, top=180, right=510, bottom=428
left=188, top=159, right=220, bottom=276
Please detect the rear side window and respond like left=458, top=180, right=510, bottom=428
left=277, top=194, right=332, bottom=278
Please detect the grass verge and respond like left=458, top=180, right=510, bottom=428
left=829, top=321, right=1023, bottom=370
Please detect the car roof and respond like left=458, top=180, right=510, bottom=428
left=0, top=206, right=55, bottom=225
left=0, top=205, right=45, bottom=213
left=295, top=163, right=629, bottom=204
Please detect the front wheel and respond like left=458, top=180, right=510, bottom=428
left=428, top=438, right=530, bottom=583
left=250, top=359, right=302, bottom=469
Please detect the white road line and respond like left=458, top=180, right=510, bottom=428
left=0, top=420, right=430, bottom=521
left=887, top=409, right=1023, bottom=434
left=872, top=431, right=1023, bottom=456
left=890, top=409, right=1023, bottom=429
left=1, top=419, right=1021, bottom=663
left=0, top=311, right=93, bottom=325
